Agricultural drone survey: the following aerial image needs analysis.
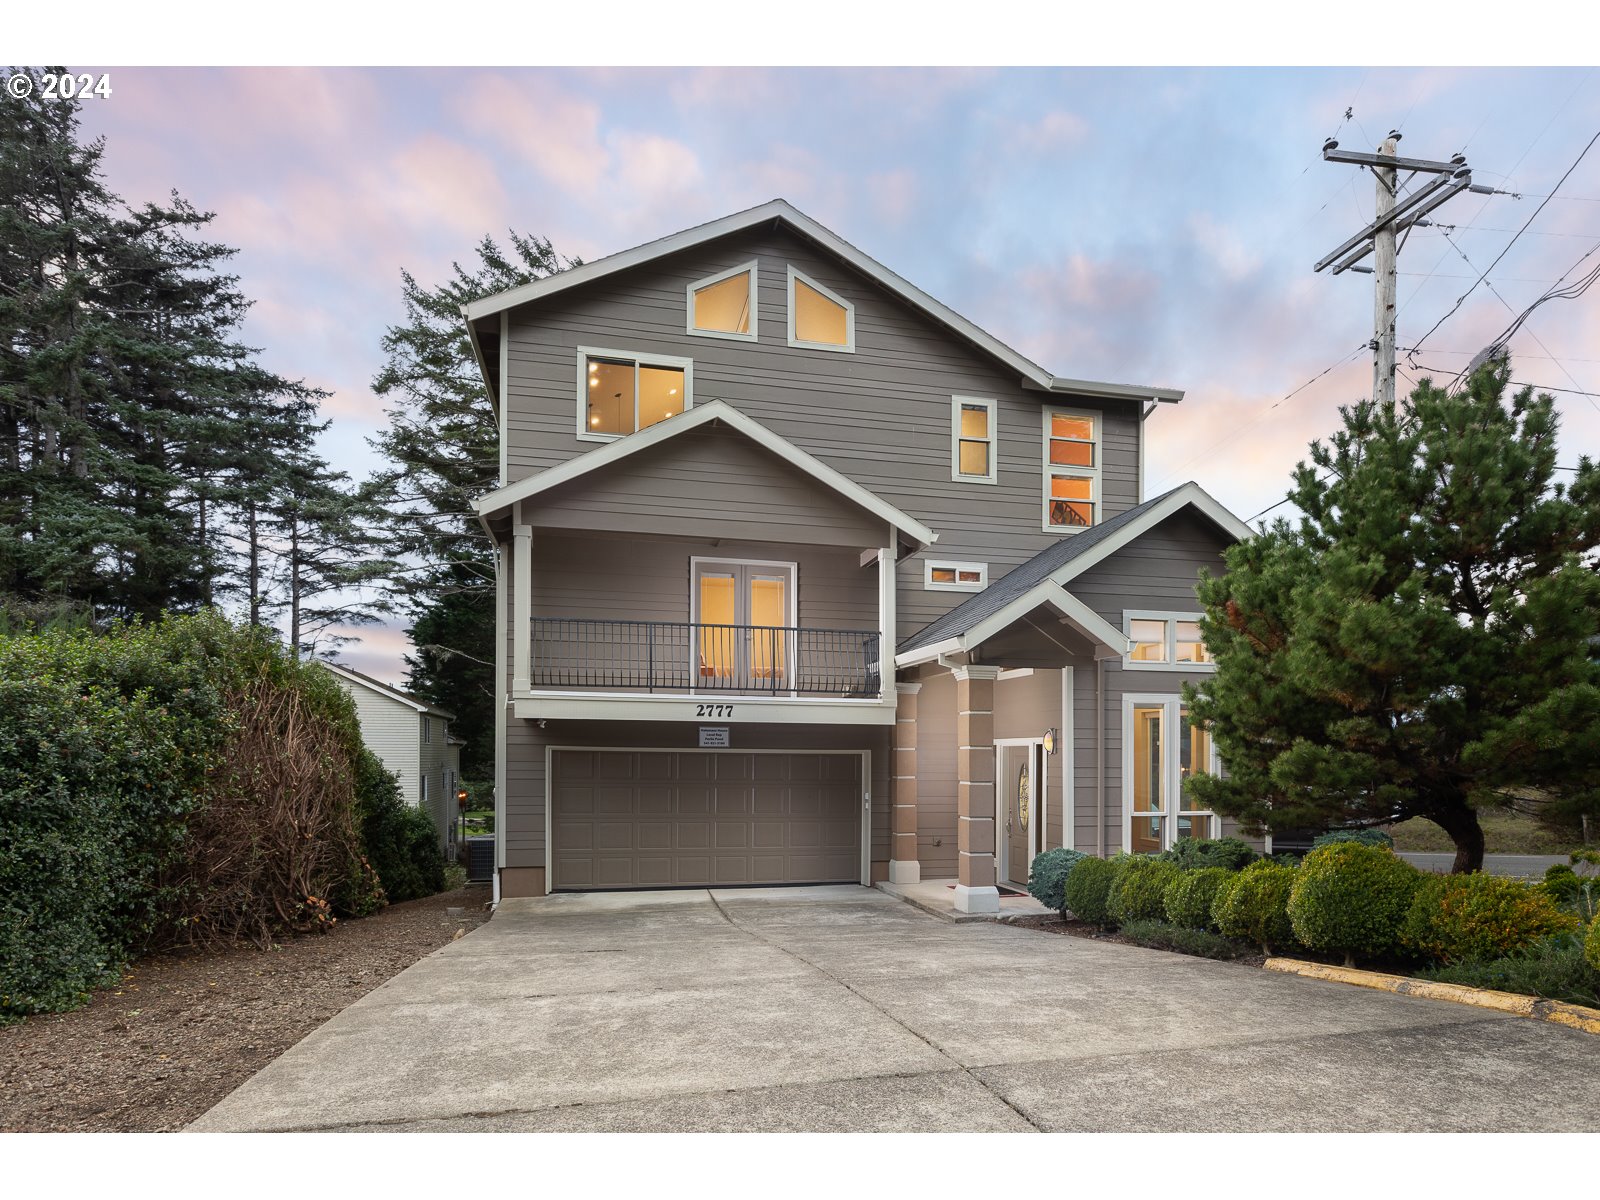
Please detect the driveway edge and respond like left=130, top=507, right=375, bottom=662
left=1264, top=958, right=1600, bottom=1035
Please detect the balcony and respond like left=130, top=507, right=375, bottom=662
left=530, top=618, right=881, bottom=698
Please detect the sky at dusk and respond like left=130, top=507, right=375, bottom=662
left=70, top=65, right=1600, bottom=682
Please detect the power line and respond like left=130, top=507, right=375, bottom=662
left=1408, top=128, right=1600, bottom=357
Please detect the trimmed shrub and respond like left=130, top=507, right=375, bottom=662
left=1287, top=842, right=1424, bottom=966
left=1026, top=847, right=1087, bottom=913
left=1062, top=855, right=1119, bottom=926
left=355, top=748, right=445, bottom=905
left=1162, top=836, right=1257, bottom=872
left=1420, top=933, right=1599, bottom=1008
left=1401, top=873, right=1578, bottom=965
left=1108, top=857, right=1180, bottom=926
left=1117, top=919, right=1253, bottom=961
left=1164, top=866, right=1232, bottom=931
left=1310, top=828, right=1395, bottom=851
left=1213, top=859, right=1297, bottom=954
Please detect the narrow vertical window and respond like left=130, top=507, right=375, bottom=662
left=1043, top=409, right=1100, bottom=531
left=951, top=396, right=997, bottom=483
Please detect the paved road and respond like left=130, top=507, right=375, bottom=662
left=1399, top=852, right=1568, bottom=877
left=190, top=886, right=1597, bottom=1132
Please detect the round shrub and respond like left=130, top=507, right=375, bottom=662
left=1287, top=842, right=1423, bottom=966
left=1026, top=847, right=1087, bottom=913
left=1311, top=828, right=1395, bottom=852
left=1587, top=918, right=1600, bottom=974
left=1213, top=859, right=1297, bottom=953
left=1163, top=836, right=1258, bottom=872
left=1062, top=855, right=1118, bottom=926
left=1108, top=857, right=1181, bottom=926
left=1164, top=866, right=1232, bottom=931
left=1401, top=873, right=1578, bottom=965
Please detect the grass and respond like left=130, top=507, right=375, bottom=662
left=1384, top=809, right=1581, bottom=856
left=1416, top=933, right=1599, bottom=1008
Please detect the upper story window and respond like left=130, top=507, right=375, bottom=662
left=925, top=560, right=987, bottom=592
left=1123, top=611, right=1213, bottom=671
left=686, top=261, right=757, bottom=341
left=421, top=715, right=431, bottom=742
left=787, top=265, right=854, bottom=352
left=577, top=346, right=693, bottom=442
left=951, top=397, right=998, bottom=484
left=1043, top=408, right=1099, bottom=532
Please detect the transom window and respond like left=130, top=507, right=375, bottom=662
left=686, top=261, right=757, bottom=341
left=1043, top=409, right=1099, bottom=531
left=576, top=347, right=692, bottom=441
left=1123, top=611, right=1213, bottom=671
left=787, top=265, right=854, bottom=352
left=924, top=560, right=988, bottom=592
left=951, top=396, right=997, bottom=483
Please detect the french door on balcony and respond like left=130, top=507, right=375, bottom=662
left=692, top=558, right=797, bottom=694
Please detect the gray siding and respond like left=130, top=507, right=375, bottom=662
left=499, top=224, right=1146, bottom=643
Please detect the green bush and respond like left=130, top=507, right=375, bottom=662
left=1162, top=836, right=1257, bottom=872
left=1587, top=918, right=1600, bottom=975
left=1311, top=828, right=1395, bottom=851
left=1540, top=863, right=1600, bottom=923
left=1164, top=866, right=1232, bottom=931
left=1062, top=855, right=1119, bottom=926
left=1213, top=859, right=1298, bottom=954
left=1420, top=933, right=1599, bottom=1008
left=1401, top=872, right=1578, bottom=965
left=1287, top=842, right=1423, bottom=966
left=1026, top=847, right=1087, bottom=913
left=355, top=748, right=445, bottom=904
left=1117, top=919, right=1254, bottom=960
left=1108, top=857, right=1180, bottom=926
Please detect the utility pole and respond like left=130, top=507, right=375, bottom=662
left=1315, top=132, right=1492, bottom=408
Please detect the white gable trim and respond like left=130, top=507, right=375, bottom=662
left=473, top=399, right=938, bottom=548
left=321, top=662, right=454, bottom=720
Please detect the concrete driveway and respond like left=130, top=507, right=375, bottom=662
left=190, top=886, right=1597, bottom=1132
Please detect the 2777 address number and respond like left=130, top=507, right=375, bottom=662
left=695, top=704, right=735, bottom=718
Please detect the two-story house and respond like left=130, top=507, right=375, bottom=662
left=465, top=200, right=1254, bottom=913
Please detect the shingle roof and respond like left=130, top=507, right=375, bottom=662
left=897, top=485, right=1193, bottom=655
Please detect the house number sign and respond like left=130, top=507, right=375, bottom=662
left=698, top=726, right=731, bottom=748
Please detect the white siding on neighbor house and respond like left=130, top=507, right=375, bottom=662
left=331, top=679, right=423, bottom=809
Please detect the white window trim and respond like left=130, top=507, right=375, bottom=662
left=688, top=555, right=800, bottom=699
left=1120, top=693, right=1221, bottom=853
left=575, top=345, right=695, bottom=443
left=924, top=559, right=988, bottom=592
left=685, top=259, right=759, bottom=343
left=421, top=715, right=431, bottom=743
left=951, top=395, right=998, bottom=485
left=786, top=264, right=855, bottom=353
left=1042, top=406, right=1101, bottom=534
left=1121, top=610, right=1216, bottom=673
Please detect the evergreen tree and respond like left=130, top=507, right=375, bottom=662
left=368, top=235, right=574, bottom=773
left=1187, top=361, right=1600, bottom=871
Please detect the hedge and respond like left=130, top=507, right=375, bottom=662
left=1310, top=828, right=1395, bottom=852
left=1026, top=847, right=1087, bottom=914
left=1164, top=867, right=1232, bottom=932
left=1213, top=859, right=1297, bottom=954
left=1062, top=855, right=1120, bottom=926
left=1401, top=873, right=1578, bottom=965
left=1108, top=857, right=1180, bottom=925
left=1287, top=842, right=1423, bottom=966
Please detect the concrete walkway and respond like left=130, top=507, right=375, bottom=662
left=190, top=886, right=1597, bottom=1132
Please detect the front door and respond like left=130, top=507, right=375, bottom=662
left=997, top=742, right=1039, bottom=889
left=693, top=559, right=795, bottom=694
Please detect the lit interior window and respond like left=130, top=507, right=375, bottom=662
left=793, top=277, right=850, bottom=346
left=1175, top=620, right=1210, bottom=663
left=1129, top=618, right=1167, bottom=662
left=1048, top=475, right=1095, bottom=528
left=690, top=270, right=752, bottom=335
left=584, top=355, right=686, bottom=436
left=957, top=403, right=991, bottom=477
left=1048, top=414, right=1096, bottom=467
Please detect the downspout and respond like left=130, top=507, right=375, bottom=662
left=1096, top=658, right=1105, bottom=857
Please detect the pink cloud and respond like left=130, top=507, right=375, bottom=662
left=452, top=73, right=607, bottom=194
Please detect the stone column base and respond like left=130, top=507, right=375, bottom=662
left=954, top=883, right=999, bottom=914
left=888, top=859, right=921, bottom=885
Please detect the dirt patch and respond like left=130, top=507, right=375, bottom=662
left=0, top=885, right=492, bottom=1132
left=1005, top=912, right=1267, bottom=967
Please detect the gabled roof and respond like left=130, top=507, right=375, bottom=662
left=474, top=399, right=938, bottom=549
left=896, top=482, right=1252, bottom=662
left=322, top=662, right=456, bottom=721
left=462, top=199, right=1183, bottom=406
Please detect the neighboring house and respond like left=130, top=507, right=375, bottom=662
left=323, top=662, right=462, bottom=851
left=464, top=198, right=1254, bottom=913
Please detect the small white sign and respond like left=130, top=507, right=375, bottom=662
left=698, top=726, right=730, bottom=748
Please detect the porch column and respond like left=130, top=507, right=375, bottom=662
left=954, top=665, right=1001, bottom=914
left=511, top=512, right=532, bottom=695
left=890, top=681, right=922, bottom=884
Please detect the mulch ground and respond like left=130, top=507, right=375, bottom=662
left=0, top=886, right=493, bottom=1132
left=1005, top=912, right=1268, bottom=967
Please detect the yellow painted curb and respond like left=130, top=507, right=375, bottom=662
left=1263, top=958, right=1600, bottom=1035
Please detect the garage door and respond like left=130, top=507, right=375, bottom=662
left=550, top=751, right=862, bottom=890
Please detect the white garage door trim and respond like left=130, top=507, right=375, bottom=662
left=543, top=746, right=873, bottom=895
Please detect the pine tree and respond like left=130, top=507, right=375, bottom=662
left=1186, top=361, right=1600, bottom=871
left=368, top=235, right=574, bottom=773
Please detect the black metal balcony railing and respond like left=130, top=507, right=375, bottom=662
left=530, top=618, right=881, bottom=697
